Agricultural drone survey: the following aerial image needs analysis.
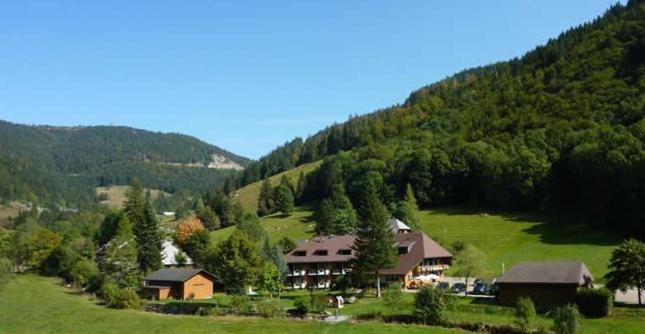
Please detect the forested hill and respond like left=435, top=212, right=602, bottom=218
left=235, top=0, right=645, bottom=236
left=0, top=120, right=250, bottom=207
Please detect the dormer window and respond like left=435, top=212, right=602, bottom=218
left=398, top=246, right=409, bottom=255
left=313, top=250, right=328, bottom=256
left=338, top=249, right=351, bottom=255
left=293, top=251, right=306, bottom=256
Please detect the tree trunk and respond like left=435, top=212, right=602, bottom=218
left=638, top=285, right=642, bottom=306
left=376, top=273, right=382, bottom=298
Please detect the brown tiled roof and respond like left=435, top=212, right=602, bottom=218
left=379, top=232, right=453, bottom=275
left=496, top=262, right=593, bottom=285
left=284, top=235, right=356, bottom=264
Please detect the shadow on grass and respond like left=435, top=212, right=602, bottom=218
left=427, top=206, right=621, bottom=247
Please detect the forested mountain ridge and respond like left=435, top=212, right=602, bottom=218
left=235, top=0, right=645, bottom=236
left=0, top=120, right=250, bottom=207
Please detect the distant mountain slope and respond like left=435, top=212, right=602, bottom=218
left=233, top=0, right=645, bottom=236
left=0, top=120, right=250, bottom=207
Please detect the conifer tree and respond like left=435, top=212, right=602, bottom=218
left=353, top=182, right=397, bottom=298
left=274, top=184, right=295, bottom=217
left=134, top=201, right=162, bottom=273
left=257, top=178, right=274, bottom=217
left=125, top=179, right=162, bottom=273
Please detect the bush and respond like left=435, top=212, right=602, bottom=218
left=575, top=287, right=613, bottom=317
left=414, top=286, right=448, bottom=325
left=293, top=292, right=327, bottom=314
left=196, top=305, right=223, bottom=317
left=383, top=285, right=403, bottom=311
left=514, top=297, right=536, bottom=334
left=256, top=298, right=286, bottom=318
left=293, top=296, right=311, bottom=314
left=230, top=295, right=254, bottom=315
left=0, top=256, right=12, bottom=285
left=552, top=304, right=582, bottom=334
left=108, top=289, right=140, bottom=309
left=68, top=259, right=100, bottom=288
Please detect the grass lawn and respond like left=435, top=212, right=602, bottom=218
left=211, top=208, right=316, bottom=244
left=232, top=161, right=322, bottom=212
left=96, top=186, right=170, bottom=208
left=419, top=208, right=621, bottom=280
left=212, top=206, right=621, bottom=281
left=0, top=275, right=463, bottom=334
left=336, top=292, right=645, bottom=334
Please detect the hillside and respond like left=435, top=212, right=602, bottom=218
left=211, top=207, right=620, bottom=280
left=233, top=1, right=645, bottom=237
left=0, top=120, right=251, bottom=207
left=232, top=161, right=322, bottom=212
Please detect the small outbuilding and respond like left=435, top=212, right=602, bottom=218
left=142, top=268, right=215, bottom=300
left=496, top=261, right=593, bottom=308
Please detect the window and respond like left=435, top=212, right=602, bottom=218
left=293, top=251, right=306, bottom=256
left=338, top=249, right=351, bottom=255
left=398, top=246, right=409, bottom=254
left=313, top=250, right=328, bottom=256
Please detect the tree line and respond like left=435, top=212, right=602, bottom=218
left=232, top=1, right=645, bottom=237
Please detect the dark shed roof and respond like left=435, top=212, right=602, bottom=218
left=497, top=262, right=593, bottom=285
left=144, top=268, right=214, bottom=283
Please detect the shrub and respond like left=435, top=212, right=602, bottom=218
left=256, top=298, right=286, bottom=318
left=293, top=292, right=327, bottom=314
left=230, top=295, right=254, bottom=315
left=293, top=296, right=311, bottom=314
left=68, top=259, right=99, bottom=288
left=575, top=287, right=613, bottom=317
left=107, top=288, right=140, bottom=309
left=552, top=304, right=581, bottom=334
left=514, top=297, right=536, bottom=334
left=383, top=285, right=403, bottom=311
left=0, top=256, right=12, bottom=285
left=414, top=285, right=448, bottom=325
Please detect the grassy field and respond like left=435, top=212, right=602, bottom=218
left=0, top=275, right=463, bottom=334
left=0, top=201, right=26, bottom=227
left=211, top=209, right=316, bottom=244
left=335, top=291, right=645, bottom=334
left=418, top=208, right=621, bottom=280
left=96, top=186, right=170, bottom=208
left=213, top=207, right=620, bottom=280
left=232, top=161, right=322, bottom=212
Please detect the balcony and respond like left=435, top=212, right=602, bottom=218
left=308, top=269, right=330, bottom=276
left=287, top=270, right=306, bottom=277
left=418, top=264, right=450, bottom=272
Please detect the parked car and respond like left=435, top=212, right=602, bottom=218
left=437, top=282, right=450, bottom=291
left=451, top=282, right=467, bottom=294
left=472, top=280, right=487, bottom=294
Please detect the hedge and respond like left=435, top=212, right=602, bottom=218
left=575, top=287, right=613, bottom=317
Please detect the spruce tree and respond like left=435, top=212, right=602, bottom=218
left=257, top=178, right=274, bottom=217
left=135, top=201, right=162, bottom=273
left=126, top=179, right=162, bottom=273
left=353, top=183, right=397, bottom=298
left=274, top=184, right=295, bottom=217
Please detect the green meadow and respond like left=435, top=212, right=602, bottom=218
left=0, top=275, right=462, bottom=334
left=212, top=207, right=621, bottom=280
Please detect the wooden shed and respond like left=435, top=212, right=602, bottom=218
left=496, top=261, right=593, bottom=309
left=142, top=268, right=215, bottom=300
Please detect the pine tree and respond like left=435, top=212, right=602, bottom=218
left=257, top=178, right=274, bottom=217
left=126, top=179, right=162, bottom=273
left=195, top=198, right=220, bottom=230
left=100, top=213, right=139, bottom=287
left=353, top=183, right=397, bottom=298
left=274, top=184, right=295, bottom=217
left=295, top=171, right=306, bottom=203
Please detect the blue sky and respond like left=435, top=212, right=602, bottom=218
left=0, top=1, right=625, bottom=159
